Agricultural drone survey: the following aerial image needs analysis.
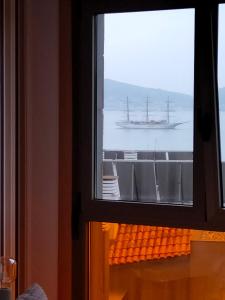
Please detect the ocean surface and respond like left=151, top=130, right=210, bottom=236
left=103, top=110, right=225, bottom=160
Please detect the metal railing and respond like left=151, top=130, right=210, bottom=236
left=102, top=151, right=193, bottom=205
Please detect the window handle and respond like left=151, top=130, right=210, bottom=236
left=198, top=109, right=212, bottom=142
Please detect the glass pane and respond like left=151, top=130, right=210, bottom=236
left=90, top=221, right=225, bottom=300
left=96, top=9, right=195, bottom=205
left=218, top=4, right=225, bottom=207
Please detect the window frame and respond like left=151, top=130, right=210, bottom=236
left=72, top=1, right=225, bottom=300
left=0, top=0, right=17, bottom=297
left=2, top=0, right=16, bottom=260
left=0, top=0, right=3, bottom=256
left=73, top=0, right=225, bottom=241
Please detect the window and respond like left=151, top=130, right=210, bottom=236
left=96, top=9, right=195, bottom=206
left=72, top=0, right=225, bottom=299
left=90, top=221, right=225, bottom=300
left=74, top=0, right=224, bottom=229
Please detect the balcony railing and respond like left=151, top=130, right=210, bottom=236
left=102, top=150, right=193, bottom=205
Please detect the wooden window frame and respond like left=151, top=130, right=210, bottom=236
left=0, top=0, right=3, bottom=256
left=72, top=1, right=225, bottom=299
left=0, top=0, right=17, bottom=298
left=2, top=0, right=16, bottom=261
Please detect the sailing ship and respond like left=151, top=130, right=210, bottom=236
left=116, top=97, right=183, bottom=129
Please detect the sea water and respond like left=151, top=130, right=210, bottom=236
left=103, top=110, right=225, bottom=161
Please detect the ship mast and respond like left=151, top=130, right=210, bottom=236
left=167, top=97, right=170, bottom=124
left=126, top=96, right=130, bottom=122
left=146, top=96, right=149, bottom=122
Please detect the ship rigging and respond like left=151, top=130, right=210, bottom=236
left=116, top=97, right=183, bottom=129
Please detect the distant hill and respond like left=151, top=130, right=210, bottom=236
left=104, top=79, right=225, bottom=111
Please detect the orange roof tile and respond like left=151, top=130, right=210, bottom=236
left=109, top=224, right=191, bottom=265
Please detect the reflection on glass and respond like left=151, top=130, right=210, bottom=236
left=218, top=4, right=225, bottom=206
left=96, top=9, right=195, bottom=204
left=90, top=222, right=225, bottom=300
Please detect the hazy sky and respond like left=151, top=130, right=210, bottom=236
left=104, top=5, right=225, bottom=95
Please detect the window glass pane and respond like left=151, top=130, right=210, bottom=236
left=218, top=4, right=225, bottom=207
left=96, top=9, right=195, bottom=205
left=90, top=221, right=225, bottom=300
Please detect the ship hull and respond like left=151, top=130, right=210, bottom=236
left=116, top=122, right=183, bottom=129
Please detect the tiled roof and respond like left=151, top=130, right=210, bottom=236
left=109, top=224, right=191, bottom=265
